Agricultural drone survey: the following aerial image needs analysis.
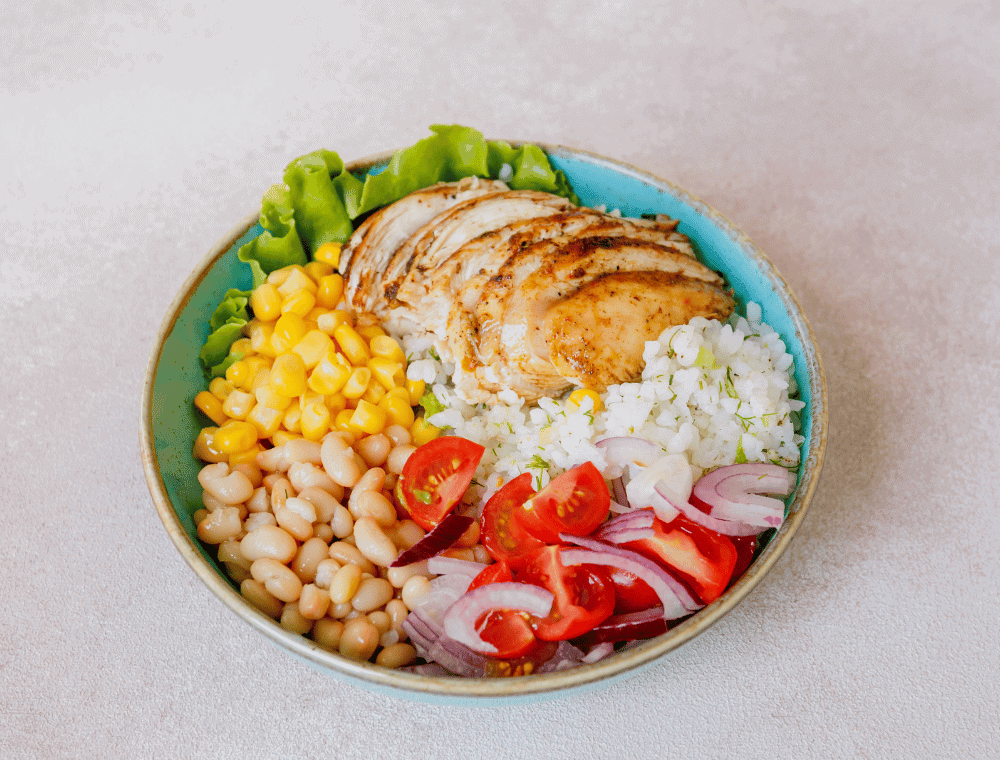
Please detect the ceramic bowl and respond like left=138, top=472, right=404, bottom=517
left=140, top=143, right=828, bottom=704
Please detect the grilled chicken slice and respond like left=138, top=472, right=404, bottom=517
left=339, top=177, right=508, bottom=313
left=382, top=190, right=574, bottom=317
left=454, top=235, right=732, bottom=401
left=544, top=271, right=736, bottom=388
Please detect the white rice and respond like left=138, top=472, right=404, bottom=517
left=400, top=302, right=804, bottom=510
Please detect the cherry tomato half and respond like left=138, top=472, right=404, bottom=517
left=397, top=436, right=485, bottom=531
left=477, top=608, right=538, bottom=659
left=468, top=560, right=514, bottom=591
left=518, top=462, right=610, bottom=544
left=480, top=473, right=546, bottom=568
left=517, top=546, right=616, bottom=641
left=623, top=513, right=738, bottom=605
left=606, top=567, right=662, bottom=615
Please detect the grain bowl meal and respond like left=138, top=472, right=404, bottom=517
left=187, top=126, right=804, bottom=678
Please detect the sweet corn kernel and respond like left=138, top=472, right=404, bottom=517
left=406, top=379, right=426, bottom=406
left=253, top=372, right=293, bottom=412
left=367, top=357, right=406, bottom=391
left=356, top=324, right=386, bottom=341
left=267, top=265, right=295, bottom=287
left=281, top=288, right=316, bottom=318
left=316, top=273, right=344, bottom=309
left=269, top=353, right=308, bottom=397
left=277, top=267, right=317, bottom=298
left=333, top=324, right=371, bottom=366
left=229, top=337, right=255, bottom=359
left=272, top=430, right=302, bottom=446
left=194, top=391, right=228, bottom=426
left=271, top=313, right=308, bottom=355
left=317, top=310, right=354, bottom=335
left=410, top=417, right=441, bottom=446
left=369, top=335, right=406, bottom=364
left=282, top=405, right=302, bottom=433
left=292, top=330, right=335, bottom=369
left=247, top=321, right=278, bottom=358
left=341, top=367, right=372, bottom=399
left=308, top=355, right=351, bottom=395
left=213, top=420, right=259, bottom=454
left=325, top=393, right=347, bottom=414
left=313, top=242, right=342, bottom=267
left=208, top=377, right=235, bottom=402
left=350, top=399, right=387, bottom=435
left=222, top=389, right=256, bottom=420
left=225, top=359, right=252, bottom=391
left=361, top=382, right=387, bottom=405
left=244, top=355, right=272, bottom=381
left=247, top=404, right=284, bottom=439
left=229, top=443, right=264, bottom=467
left=333, top=408, right=358, bottom=433
left=304, top=260, right=334, bottom=281
left=379, top=393, right=416, bottom=429
left=194, top=427, right=228, bottom=462
left=305, top=306, right=330, bottom=323
left=250, top=283, right=283, bottom=322
left=300, top=402, right=331, bottom=441
left=567, top=388, right=604, bottom=413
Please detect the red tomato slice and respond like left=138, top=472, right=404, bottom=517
left=518, top=462, right=610, bottom=544
left=468, top=561, right=513, bottom=591
left=606, top=568, right=661, bottom=615
left=397, top=436, right=485, bottom=531
left=623, top=513, right=738, bottom=605
left=480, top=473, right=546, bottom=568
left=517, top=546, right=616, bottom=641
left=728, top=534, right=758, bottom=584
left=476, top=608, right=538, bottom=659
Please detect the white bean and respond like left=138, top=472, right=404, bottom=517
left=288, top=462, right=342, bottom=498
left=197, top=507, right=242, bottom=544
left=352, top=517, right=399, bottom=568
left=296, top=486, right=341, bottom=522
left=240, top=525, right=297, bottom=564
left=198, top=463, right=254, bottom=505
left=251, top=558, right=303, bottom=602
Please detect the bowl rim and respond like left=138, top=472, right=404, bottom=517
left=140, top=142, right=828, bottom=700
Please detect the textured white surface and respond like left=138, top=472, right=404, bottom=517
left=3, top=1, right=999, bottom=757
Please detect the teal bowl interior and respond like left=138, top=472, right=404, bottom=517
left=141, top=144, right=827, bottom=705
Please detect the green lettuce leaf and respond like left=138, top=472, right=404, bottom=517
left=199, top=289, right=251, bottom=377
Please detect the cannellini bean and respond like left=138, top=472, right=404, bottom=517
left=218, top=538, right=251, bottom=571
left=384, top=424, right=411, bottom=448
left=197, top=507, right=242, bottom=544
left=292, top=537, right=330, bottom=583
left=284, top=497, right=318, bottom=523
left=351, top=577, right=393, bottom=612
left=251, top=558, right=303, bottom=603
left=350, top=490, right=396, bottom=527
left=401, top=575, right=432, bottom=610
left=275, top=505, right=313, bottom=542
left=246, top=487, right=270, bottom=513
left=202, top=491, right=228, bottom=512
left=441, top=547, right=476, bottom=562
left=193, top=508, right=209, bottom=526
left=376, top=642, right=417, bottom=669
left=385, top=599, right=409, bottom=631
left=262, top=472, right=284, bottom=490
left=471, top=545, right=491, bottom=564
left=367, top=610, right=392, bottom=635
left=328, top=601, right=353, bottom=619
left=232, top=462, right=263, bottom=488
left=386, top=560, right=430, bottom=589
left=314, top=523, right=334, bottom=543
left=331, top=505, right=354, bottom=539
left=198, top=463, right=254, bottom=505
left=270, top=478, right=294, bottom=510
left=380, top=629, right=400, bottom=648
left=352, top=517, right=399, bottom=567
left=349, top=468, right=385, bottom=506
left=297, top=486, right=340, bottom=522
left=241, top=578, right=283, bottom=618
left=284, top=438, right=323, bottom=467
left=386, top=444, right=416, bottom=475
left=454, top=519, right=481, bottom=548
left=329, top=563, right=363, bottom=605
left=288, top=462, right=342, bottom=498
left=280, top=602, right=313, bottom=634
left=256, top=445, right=286, bottom=473
left=385, top=519, right=425, bottom=550
left=240, top=525, right=297, bottom=563
left=323, top=451, right=362, bottom=488
left=329, top=541, right=376, bottom=575
left=244, top=511, right=277, bottom=533
left=298, top=584, right=331, bottom=620
left=355, top=434, right=390, bottom=467
left=339, top=618, right=379, bottom=661
left=312, top=618, right=344, bottom=651
left=313, top=558, right=342, bottom=590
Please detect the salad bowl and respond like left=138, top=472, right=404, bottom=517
left=140, top=139, right=827, bottom=704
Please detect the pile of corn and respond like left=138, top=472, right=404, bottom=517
left=192, top=243, right=440, bottom=465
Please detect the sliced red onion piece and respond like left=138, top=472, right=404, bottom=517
left=611, top=476, right=629, bottom=507
left=595, top=436, right=660, bottom=479
left=401, top=611, right=439, bottom=656
left=582, top=641, right=615, bottom=663
left=594, top=507, right=656, bottom=537
left=653, top=482, right=764, bottom=536
left=441, top=582, right=555, bottom=656
left=536, top=640, right=588, bottom=673
left=577, top=606, right=670, bottom=646
left=597, top=527, right=655, bottom=544
left=390, top=513, right=475, bottom=567
left=558, top=536, right=701, bottom=617
left=400, top=663, right=453, bottom=677
left=426, top=556, right=488, bottom=577
left=426, top=635, right=491, bottom=677
left=693, top=464, right=795, bottom=527
left=408, top=573, right=473, bottom=629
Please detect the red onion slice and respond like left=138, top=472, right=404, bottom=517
left=596, top=436, right=660, bottom=478
left=653, top=482, right=764, bottom=536
left=390, top=513, right=475, bottom=567
left=558, top=535, right=701, bottom=617
left=577, top=606, right=670, bottom=646
left=581, top=641, right=615, bottom=663
left=442, top=582, right=555, bottom=656
left=610, top=476, right=629, bottom=507
left=595, top=508, right=657, bottom=545
left=426, top=556, right=488, bottom=577
left=693, top=464, right=795, bottom=527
